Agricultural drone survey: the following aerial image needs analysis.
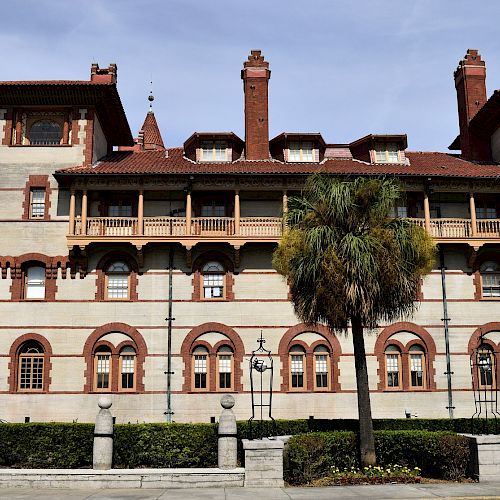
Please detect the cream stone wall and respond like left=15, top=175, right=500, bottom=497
left=0, top=221, right=68, bottom=254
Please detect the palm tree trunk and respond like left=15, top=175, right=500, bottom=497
left=351, top=315, right=376, bottom=466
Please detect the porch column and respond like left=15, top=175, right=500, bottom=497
left=62, top=109, right=70, bottom=145
left=186, top=191, right=192, bottom=236
left=282, top=190, right=288, bottom=214
left=470, top=192, right=477, bottom=237
left=138, top=189, right=144, bottom=236
left=81, top=190, right=88, bottom=236
left=423, top=191, right=431, bottom=233
left=15, top=109, right=23, bottom=145
left=234, top=190, right=240, bottom=235
left=69, top=189, right=76, bottom=235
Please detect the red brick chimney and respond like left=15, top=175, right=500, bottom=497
left=454, top=49, right=489, bottom=161
left=241, top=50, right=271, bottom=160
left=90, top=63, right=118, bottom=84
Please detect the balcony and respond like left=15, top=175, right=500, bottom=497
left=412, top=218, right=500, bottom=244
left=69, top=215, right=283, bottom=248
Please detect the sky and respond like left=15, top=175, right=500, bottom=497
left=2, top=0, right=500, bottom=152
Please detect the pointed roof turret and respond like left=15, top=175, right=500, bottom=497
left=139, top=110, right=165, bottom=150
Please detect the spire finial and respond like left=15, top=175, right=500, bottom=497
left=148, top=78, right=154, bottom=111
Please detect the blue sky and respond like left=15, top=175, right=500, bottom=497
left=2, top=0, right=500, bottom=151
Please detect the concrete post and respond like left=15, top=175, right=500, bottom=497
left=93, top=396, right=113, bottom=470
left=463, top=434, right=500, bottom=481
left=218, top=394, right=237, bottom=469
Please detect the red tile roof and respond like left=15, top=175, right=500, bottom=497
left=141, top=111, right=165, bottom=150
left=55, top=149, right=500, bottom=179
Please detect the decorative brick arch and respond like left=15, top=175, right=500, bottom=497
left=278, top=323, right=342, bottom=392
left=181, top=322, right=244, bottom=392
left=83, top=322, right=147, bottom=393
left=468, top=323, right=500, bottom=355
left=8, top=333, right=53, bottom=393
left=375, top=322, right=436, bottom=391
left=191, top=251, right=235, bottom=301
left=95, top=251, right=139, bottom=301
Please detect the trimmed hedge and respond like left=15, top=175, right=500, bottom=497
left=285, top=430, right=471, bottom=484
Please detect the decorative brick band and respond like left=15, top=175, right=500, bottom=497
left=181, top=322, right=244, bottom=392
left=278, top=323, right=342, bottom=392
left=374, top=322, right=437, bottom=391
left=7, top=333, right=53, bottom=393
left=83, top=322, right=148, bottom=393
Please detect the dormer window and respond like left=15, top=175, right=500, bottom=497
left=201, top=141, right=228, bottom=162
left=289, top=141, right=314, bottom=162
left=29, top=120, right=62, bottom=145
left=375, top=142, right=400, bottom=163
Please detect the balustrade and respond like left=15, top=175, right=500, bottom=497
left=190, top=217, right=236, bottom=236
left=240, top=217, right=283, bottom=237
left=476, top=219, right=500, bottom=238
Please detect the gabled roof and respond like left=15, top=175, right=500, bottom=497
left=54, top=149, right=500, bottom=179
left=0, top=80, right=133, bottom=146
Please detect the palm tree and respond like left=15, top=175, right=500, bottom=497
left=273, top=174, right=435, bottom=466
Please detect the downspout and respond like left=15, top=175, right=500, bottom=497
left=439, top=245, right=454, bottom=418
left=165, top=244, right=175, bottom=422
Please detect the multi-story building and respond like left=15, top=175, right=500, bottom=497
left=0, top=49, right=499, bottom=423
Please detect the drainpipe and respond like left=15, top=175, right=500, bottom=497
left=439, top=245, right=454, bottom=418
left=165, top=244, right=175, bottom=422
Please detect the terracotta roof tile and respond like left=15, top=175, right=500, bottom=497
left=55, top=149, right=500, bottom=179
left=140, top=111, right=165, bottom=150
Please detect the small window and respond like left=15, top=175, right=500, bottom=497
left=375, top=143, right=400, bottom=163
left=94, top=346, right=111, bottom=391
left=289, top=141, right=313, bottom=162
left=202, top=261, right=225, bottom=299
left=29, top=121, right=62, bottom=145
left=193, top=346, right=209, bottom=390
left=478, top=345, right=495, bottom=388
left=409, top=345, right=425, bottom=388
left=18, top=341, right=44, bottom=391
left=30, top=189, right=46, bottom=218
left=290, top=345, right=306, bottom=389
left=106, top=262, right=130, bottom=300
left=385, top=345, right=401, bottom=389
left=477, top=207, right=497, bottom=219
left=24, top=266, right=46, bottom=300
left=108, top=204, right=133, bottom=217
left=480, top=261, right=500, bottom=298
left=201, top=141, right=227, bottom=162
left=200, top=200, right=226, bottom=217
left=314, top=345, right=330, bottom=390
left=217, top=346, right=233, bottom=390
left=120, top=346, right=136, bottom=391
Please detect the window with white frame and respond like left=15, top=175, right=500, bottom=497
left=106, top=261, right=130, bottom=299
left=24, top=265, right=46, bottom=299
left=94, top=346, right=111, bottom=391
left=289, top=141, right=314, bottom=162
left=409, top=345, right=425, bottom=388
left=217, top=346, right=233, bottom=390
left=314, top=345, right=330, bottom=389
left=202, top=261, right=225, bottom=299
left=18, top=341, right=45, bottom=391
left=374, top=143, right=400, bottom=163
left=290, top=345, right=306, bottom=389
left=478, top=344, right=495, bottom=387
left=385, top=345, right=401, bottom=388
left=201, top=140, right=227, bottom=161
left=193, top=346, right=209, bottom=390
left=120, top=346, right=136, bottom=390
left=480, top=261, right=500, bottom=298
left=30, top=189, right=46, bottom=218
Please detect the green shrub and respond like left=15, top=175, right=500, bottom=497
left=285, top=430, right=470, bottom=484
left=0, top=423, right=93, bottom=468
left=113, top=423, right=218, bottom=468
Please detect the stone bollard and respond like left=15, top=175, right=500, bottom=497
left=93, top=396, right=113, bottom=470
left=462, top=434, right=500, bottom=481
left=218, top=394, right=238, bottom=469
left=242, top=438, right=284, bottom=487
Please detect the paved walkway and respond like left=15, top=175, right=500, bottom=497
left=1, top=482, right=500, bottom=500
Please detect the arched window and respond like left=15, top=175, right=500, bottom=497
left=290, top=345, right=306, bottom=390
left=94, top=346, right=112, bottom=391
left=119, top=346, right=136, bottom=391
left=193, top=346, right=209, bottom=390
left=18, top=341, right=45, bottom=391
left=106, top=261, right=130, bottom=299
left=24, top=265, right=46, bottom=300
left=29, top=121, right=62, bottom=145
left=385, top=345, right=402, bottom=389
left=480, top=261, right=500, bottom=298
left=409, top=344, right=426, bottom=389
left=217, top=345, right=233, bottom=390
left=313, top=345, right=330, bottom=390
left=478, top=344, right=495, bottom=388
left=202, top=261, right=225, bottom=299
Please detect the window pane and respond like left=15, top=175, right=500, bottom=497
left=410, top=354, right=424, bottom=387
left=107, top=274, right=129, bottom=298
left=19, top=355, right=44, bottom=390
left=26, top=266, right=45, bottom=299
left=291, top=354, right=304, bottom=388
left=96, top=354, right=110, bottom=389
left=30, top=121, right=62, bottom=145
left=31, top=189, right=45, bottom=218
left=386, top=353, right=400, bottom=387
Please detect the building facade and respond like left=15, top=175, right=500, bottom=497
left=0, top=49, right=499, bottom=423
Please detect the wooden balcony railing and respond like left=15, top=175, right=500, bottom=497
left=69, top=216, right=500, bottom=247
